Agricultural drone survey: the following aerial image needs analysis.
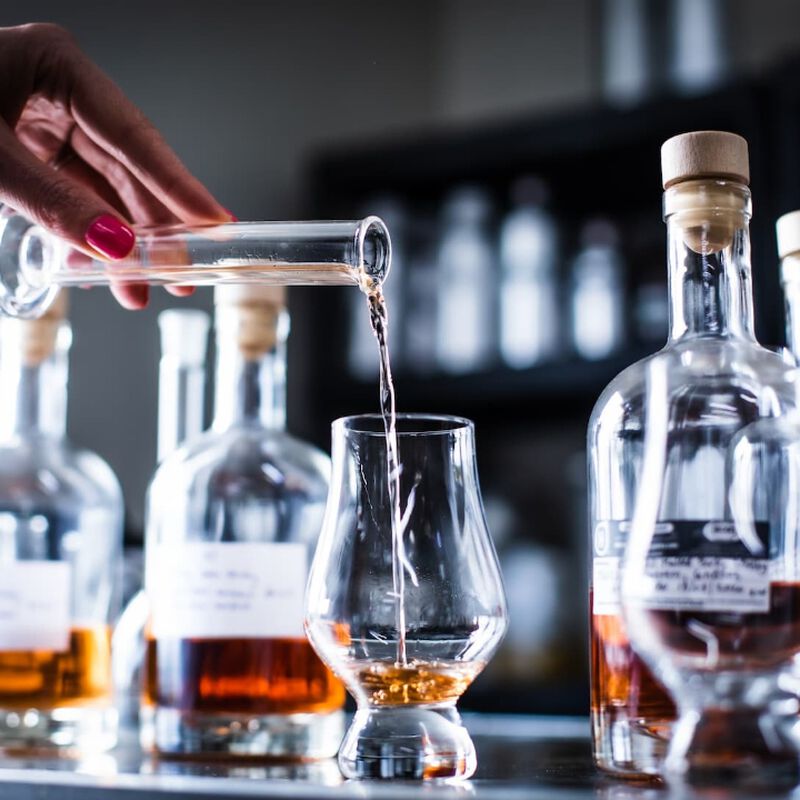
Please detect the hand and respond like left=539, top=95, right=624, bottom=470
left=0, top=23, right=231, bottom=309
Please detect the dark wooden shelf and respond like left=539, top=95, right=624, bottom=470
left=331, top=347, right=654, bottom=423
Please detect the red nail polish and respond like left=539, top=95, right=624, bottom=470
left=85, top=214, right=135, bottom=260
left=224, top=208, right=239, bottom=222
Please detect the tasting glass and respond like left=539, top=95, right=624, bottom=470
left=305, top=414, right=508, bottom=781
left=621, top=351, right=800, bottom=790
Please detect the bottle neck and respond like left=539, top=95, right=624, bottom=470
left=0, top=320, right=69, bottom=440
left=212, top=306, right=287, bottom=431
left=782, top=255, right=800, bottom=361
left=665, top=180, right=756, bottom=343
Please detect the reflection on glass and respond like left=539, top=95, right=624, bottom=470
left=622, top=353, right=800, bottom=790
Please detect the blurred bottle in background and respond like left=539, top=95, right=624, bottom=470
left=404, top=216, right=440, bottom=375
left=634, top=282, right=669, bottom=345
left=0, top=292, right=123, bottom=752
left=436, top=186, right=497, bottom=374
left=114, top=308, right=211, bottom=726
left=499, top=176, right=559, bottom=369
left=348, top=196, right=406, bottom=378
left=570, top=220, right=625, bottom=360
left=156, top=310, right=211, bottom=462
left=669, top=0, right=728, bottom=94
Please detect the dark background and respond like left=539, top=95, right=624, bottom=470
left=4, top=0, right=800, bottom=713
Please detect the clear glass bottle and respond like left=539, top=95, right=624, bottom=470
left=0, top=212, right=390, bottom=318
left=777, top=209, right=800, bottom=362
left=588, top=131, right=793, bottom=777
left=499, top=176, right=559, bottom=369
left=435, top=186, right=496, bottom=374
left=0, top=291, right=123, bottom=751
left=142, top=284, right=345, bottom=757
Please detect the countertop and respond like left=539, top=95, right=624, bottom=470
left=0, top=715, right=788, bottom=799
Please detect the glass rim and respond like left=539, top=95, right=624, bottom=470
left=333, top=413, right=474, bottom=437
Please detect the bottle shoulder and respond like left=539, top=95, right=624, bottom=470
left=149, top=425, right=330, bottom=499
left=0, top=436, right=123, bottom=510
left=588, top=339, right=795, bottom=436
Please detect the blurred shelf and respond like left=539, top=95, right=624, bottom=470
left=313, top=347, right=654, bottom=429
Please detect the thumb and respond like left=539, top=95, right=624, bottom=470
left=0, top=125, right=134, bottom=260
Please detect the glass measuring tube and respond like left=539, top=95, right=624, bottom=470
left=0, top=210, right=391, bottom=318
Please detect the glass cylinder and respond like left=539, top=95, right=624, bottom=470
left=0, top=210, right=391, bottom=318
left=306, top=414, right=508, bottom=780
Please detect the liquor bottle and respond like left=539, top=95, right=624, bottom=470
left=571, top=219, right=625, bottom=360
left=435, top=186, right=496, bottom=374
left=142, top=285, right=345, bottom=757
left=499, top=176, right=559, bottom=369
left=588, top=131, right=792, bottom=776
left=113, top=308, right=210, bottom=723
left=777, top=210, right=800, bottom=361
left=0, top=292, right=123, bottom=751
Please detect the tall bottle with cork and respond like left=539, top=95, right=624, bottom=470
left=588, top=131, right=792, bottom=776
left=142, top=284, right=344, bottom=758
left=0, top=292, right=123, bottom=751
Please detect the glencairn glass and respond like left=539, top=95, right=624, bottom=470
left=305, top=414, right=507, bottom=780
left=621, top=352, right=800, bottom=790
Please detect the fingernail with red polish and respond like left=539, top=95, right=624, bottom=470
left=85, top=214, right=135, bottom=260
left=224, top=209, right=239, bottom=222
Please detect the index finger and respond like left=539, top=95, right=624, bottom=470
left=64, top=49, right=230, bottom=225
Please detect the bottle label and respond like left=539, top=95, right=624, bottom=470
left=149, top=541, right=307, bottom=639
left=0, top=561, right=71, bottom=651
left=592, top=520, right=771, bottom=615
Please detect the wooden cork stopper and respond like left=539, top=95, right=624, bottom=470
left=214, top=285, right=286, bottom=359
left=661, top=131, right=749, bottom=189
left=17, top=290, right=69, bottom=366
left=777, top=210, right=800, bottom=260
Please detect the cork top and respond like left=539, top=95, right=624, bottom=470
left=661, top=131, right=749, bottom=189
left=214, top=285, right=286, bottom=359
left=13, top=290, right=69, bottom=365
left=214, top=284, right=286, bottom=309
left=777, top=210, right=800, bottom=260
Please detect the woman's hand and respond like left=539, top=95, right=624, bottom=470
left=0, top=23, right=231, bottom=309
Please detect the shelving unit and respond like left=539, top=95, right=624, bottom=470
left=288, top=63, right=799, bottom=715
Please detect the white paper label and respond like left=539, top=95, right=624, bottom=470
left=149, top=542, right=307, bottom=639
left=0, top=561, right=70, bottom=651
left=592, top=556, right=621, bottom=615
left=634, top=556, right=770, bottom=613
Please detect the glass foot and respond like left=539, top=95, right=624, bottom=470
left=667, top=707, right=800, bottom=791
left=0, top=705, right=117, bottom=753
left=140, top=706, right=344, bottom=759
left=338, top=705, right=476, bottom=780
